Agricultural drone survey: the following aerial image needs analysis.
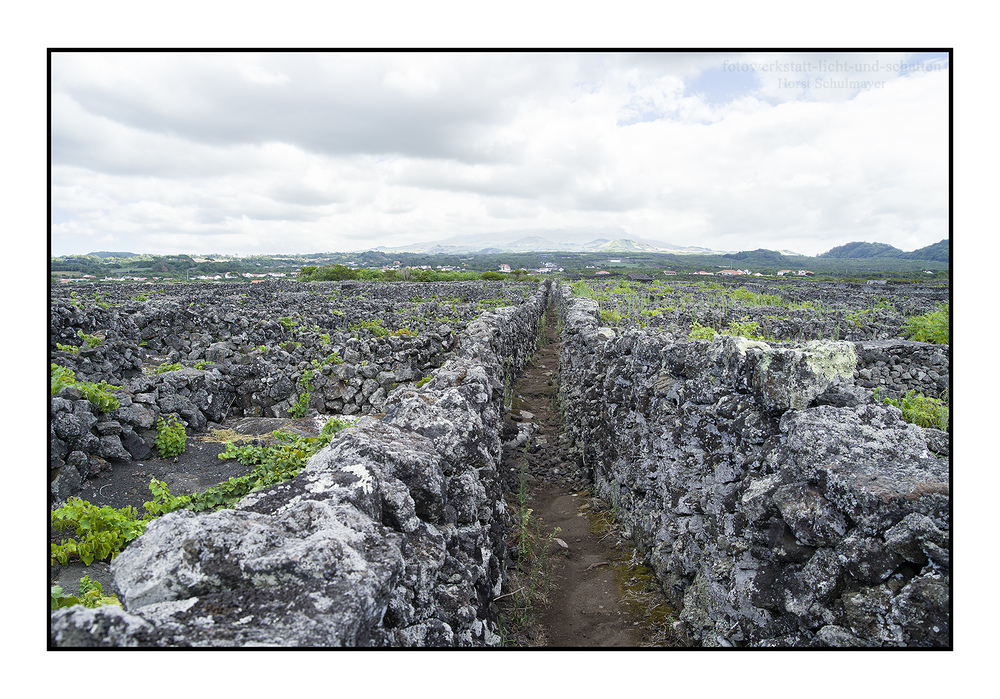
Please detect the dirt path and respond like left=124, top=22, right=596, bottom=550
left=497, top=306, right=678, bottom=647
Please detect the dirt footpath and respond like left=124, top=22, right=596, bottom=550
left=497, top=307, right=680, bottom=647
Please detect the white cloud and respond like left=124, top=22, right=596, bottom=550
left=50, top=51, right=949, bottom=257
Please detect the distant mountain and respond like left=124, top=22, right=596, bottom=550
left=590, top=238, right=662, bottom=253
left=373, top=228, right=728, bottom=255
left=818, top=239, right=949, bottom=263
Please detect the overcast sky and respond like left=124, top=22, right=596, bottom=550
left=50, top=50, right=949, bottom=258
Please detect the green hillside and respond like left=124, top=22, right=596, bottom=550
left=818, top=239, right=948, bottom=262
left=818, top=241, right=906, bottom=259
left=906, top=239, right=949, bottom=262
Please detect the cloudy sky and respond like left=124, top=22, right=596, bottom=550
left=50, top=50, right=949, bottom=258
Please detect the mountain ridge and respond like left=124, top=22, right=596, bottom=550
left=818, top=239, right=948, bottom=262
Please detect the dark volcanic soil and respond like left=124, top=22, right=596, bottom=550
left=49, top=416, right=333, bottom=600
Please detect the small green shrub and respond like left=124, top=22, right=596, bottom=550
left=155, top=414, right=187, bottom=457
left=846, top=309, right=869, bottom=328
left=415, top=375, right=432, bottom=388
left=151, top=362, right=183, bottom=374
left=50, top=364, right=76, bottom=394
left=313, top=352, right=343, bottom=367
left=56, top=343, right=79, bottom=354
left=727, top=287, right=783, bottom=307
left=904, top=304, right=949, bottom=344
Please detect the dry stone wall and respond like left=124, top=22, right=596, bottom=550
left=50, top=281, right=553, bottom=647
left=50, top=280, right=534, bottom=502
left=557, top=284, right=950, bottom=647
left=853, top=339, right=949, bottom=401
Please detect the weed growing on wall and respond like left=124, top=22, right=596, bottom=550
left=904, top=304, right=949, bottom=344
left=876, top=388, right=950, bottom=431
left=150, top=362, right=183, bottom=374
left=289, top=370, right=315, bottom=418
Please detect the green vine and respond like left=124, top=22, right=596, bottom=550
left=51, top=419, right=351, bottom=566
left=154, top=414, right=187, bottom=457
left=77, top=330, right=103, bottom=348
left=51, top=499, right=147, bottom=565
left=687, top=322, right=716, bottom=341
left=50, top=364, right=121, bottom=412
left=51, top=576, right=122, bottom=610
left=288, top=370, right=315, bottom=418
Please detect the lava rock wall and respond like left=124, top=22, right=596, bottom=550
left=50, top=281, right=553, bottom=647
left=557, top=284, right=950, bottom=647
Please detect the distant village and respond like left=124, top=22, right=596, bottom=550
left=576, top=263, right=814, bottom=279
left=55, top=260, right=823, bottom=284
